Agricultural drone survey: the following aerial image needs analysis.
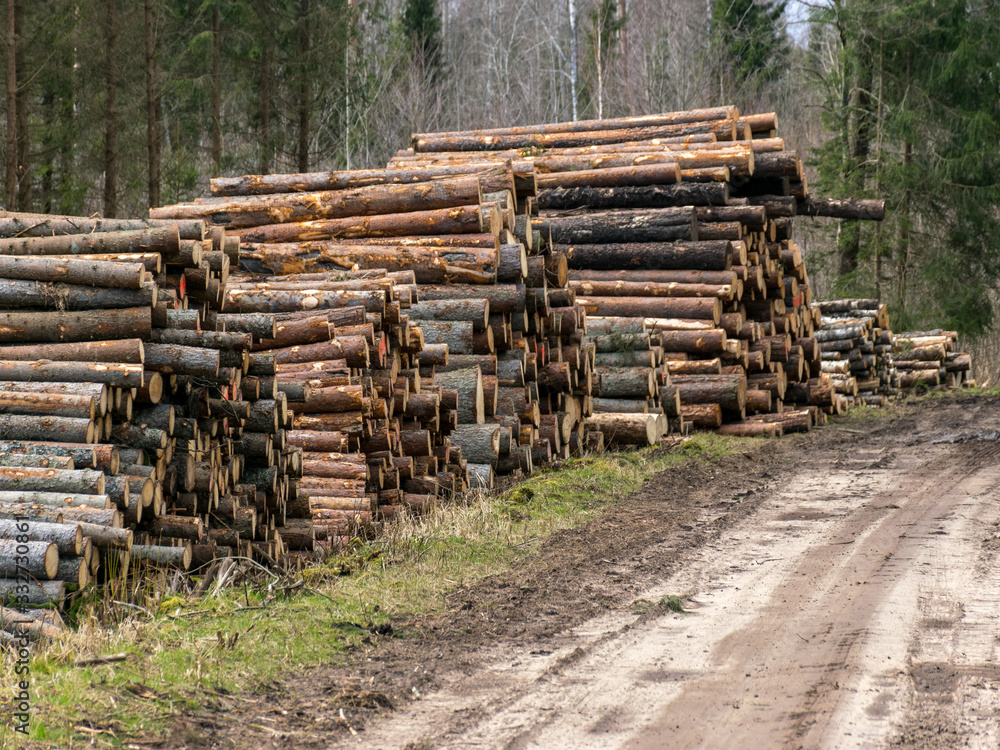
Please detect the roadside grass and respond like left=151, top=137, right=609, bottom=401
left=0, top=432, right=745, bottom=749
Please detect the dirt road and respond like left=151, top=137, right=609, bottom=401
left=184, top=395, right=1000, bottom=749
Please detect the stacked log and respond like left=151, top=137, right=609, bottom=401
left=893, top=330, right=971, bottom=390
left=0, top=212, right=300, bottom=606
left=157, top=164, right=601, bottom=501
left=808, top=299, right=898, bottom=407
left=395, top=108, right=863, bottom=438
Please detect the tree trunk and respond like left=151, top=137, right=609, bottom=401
left=584, top=412, right=658, bottom=446
left=211, top=2, right=222, bottom=174
left=259, top=5, right=271, bottom=174
left=576, top=296, right=720, bottom=321
left=296, top=0, right=310, bottom=172
left=4, top=0, right=15, bottom=209
left=145, top=0, right=160, bottom=207
left=103, top=0, right=118, bottom=217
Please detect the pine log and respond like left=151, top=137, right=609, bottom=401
left=0, top=226, right=180, bottom=256
left=0, top=339, right=144, bottom=365
left=596, top=367, right=655, bottom=398
left=537, top=182, right=729, bottom=210
left=672, top=374, right=747, bottom=411
left=569, top=279, right=733, bottom=300
left=0, top=539, right=58, bottom=579
left=577, top=296, right=720, bottom=322
left=0, top=307, right=151, bottom=343
left=0, top=415, right=96, bottom=444
left=152, top=174, right=482, bottom=228
left=563, top=241, right=731, bottom=271
left=0, top=519, right=82, bottom=555
left=0, top=391, right=96, bottom=420
left=0, top=579, right=64, bottom=605
left=680, top=403, right=723, bottom=428
left=210, top=162, right=528, bottom=197
left=131, top=543, right=192, bottom=569
left=535, top=162, right=681, bottom=189
left=408, top=298, right=490, bottom=330
left=584, top=413, right=659, bottom=446
left=541, top=208, right=696, bottom=244
left=240, top=240, right=496, bottom=284
left=236, top=204, right=485, bottom=244
left=796, top=196, right=885, bottom=221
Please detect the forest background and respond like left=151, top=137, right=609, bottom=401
left=2, top=0, right=999, bottom=378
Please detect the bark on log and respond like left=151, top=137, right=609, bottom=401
left=0, top=339, right=144, bottom=365
left=680, top=403, right=723, bottom=428
left=153, top=174, right=482, bottom=229
left=535, top=162, right=681, bottom=189
left=595, top=367, right=655, bottom=398
left=672, top=374, right=747, bottom=411
left=408, top=298, right=490, bottom=330
left=0, top=226, right=180, bottom=256
left=412, top=120, right=736, bottom=152
left=0, top=307, right=151, bottom=343
left=236, top=204, right=485, bottom=244
left=538, top=172, right=729, bottom=211
left=569, top=279, right=733, bottom=300
left=584, top=413, right=659, bottom=446
left=131, top=543, right=192, bottom=569
left=654, top=329, right=728, bottom=355
left=0, top=415, right=96, bottom=443
left=0, top=255, right=145, bottom=288
left=211, top=163, right=527, bottom=197
left=796, top=196, right=885, bottom=221
left=0, top=278, right=156, bottom=309
left=541, top=208, right=696, bottom=244
left=0, top=519, right=81, bottom=555
left=577, top=296, right=720, bottom=322
left=0, top=539, right=58, bottom=579
left=0, top=579, right=64, bottom=605
left=240, top=240, right=497, bottom=284
left=563, top=241, right=731, bottom=271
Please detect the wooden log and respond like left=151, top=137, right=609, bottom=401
left=0, top=539, right=58, bottom=579
left=717, top=422, right=782, bottom=437
left=412, top=120, right=738, bottom=151
left=408, top=298, right=490, bottom=330
left=569, top=279, right=732, bottom=300
left=0, top=519, right=82, bottom=556
left=131, top=543, right=192, bottom=569
left=0, top=307, right=151, bottom=344
left=0, top=579, right=64, bottom=605
left=577, top=296, right=720, bottom=322
left=796, top=196, right=885, bottom=221
left=654, top=329, right=728, bottom=355
left=152, top=174, right=483, bottom=228
left=680, top=403, right=723, bottom=428
left=0, top=361, right=144, bottom=389
left=536, top=162, right=681, bottom=189
left=0, top=415, right=96, bottom=444
left=0, top=339, right=144, bottom=365
left=0, top=391, right=96, bottom=420
left=434, top=368, right=485, bottom=424
left=240, top=239, right=496, bottom=284
left=211, top=162, right=527, bottom=196
left=564, top=241, right=731, bottom=271
left=585, top=413, right=659, bottom=446
left=596, top=367, right=655, bottom=398
left=538, top=181, right=729, bottom=210
left=449, top=424, right=500, bottom=464
left=236, top=204, right=486, bottom=245
left=0, top=226, right=180, bottom=256
left=0, top=255, right=146, bottom=289
left=672, top=374, right=747, bottom=411
left=541, top=208, right=696, bottom=245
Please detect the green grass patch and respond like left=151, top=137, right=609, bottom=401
left=0, top=432, right=746, bottom=748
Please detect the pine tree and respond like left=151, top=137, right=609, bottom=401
left=710, top=0, right=789, bottom=98
left=402, top=0, right=441, bottom=72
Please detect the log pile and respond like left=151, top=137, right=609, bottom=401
left=811, top=299, right=898, bottom=407
left=893, top=330, right=972, bottom=390
left=155, top=163, right=605, bottom=497
left=0, top=212, right=303, bottom=610
left=397, top=107, right=873, bottom=438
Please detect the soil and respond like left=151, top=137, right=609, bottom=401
left=157, top=394, right=1000, bottom=749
